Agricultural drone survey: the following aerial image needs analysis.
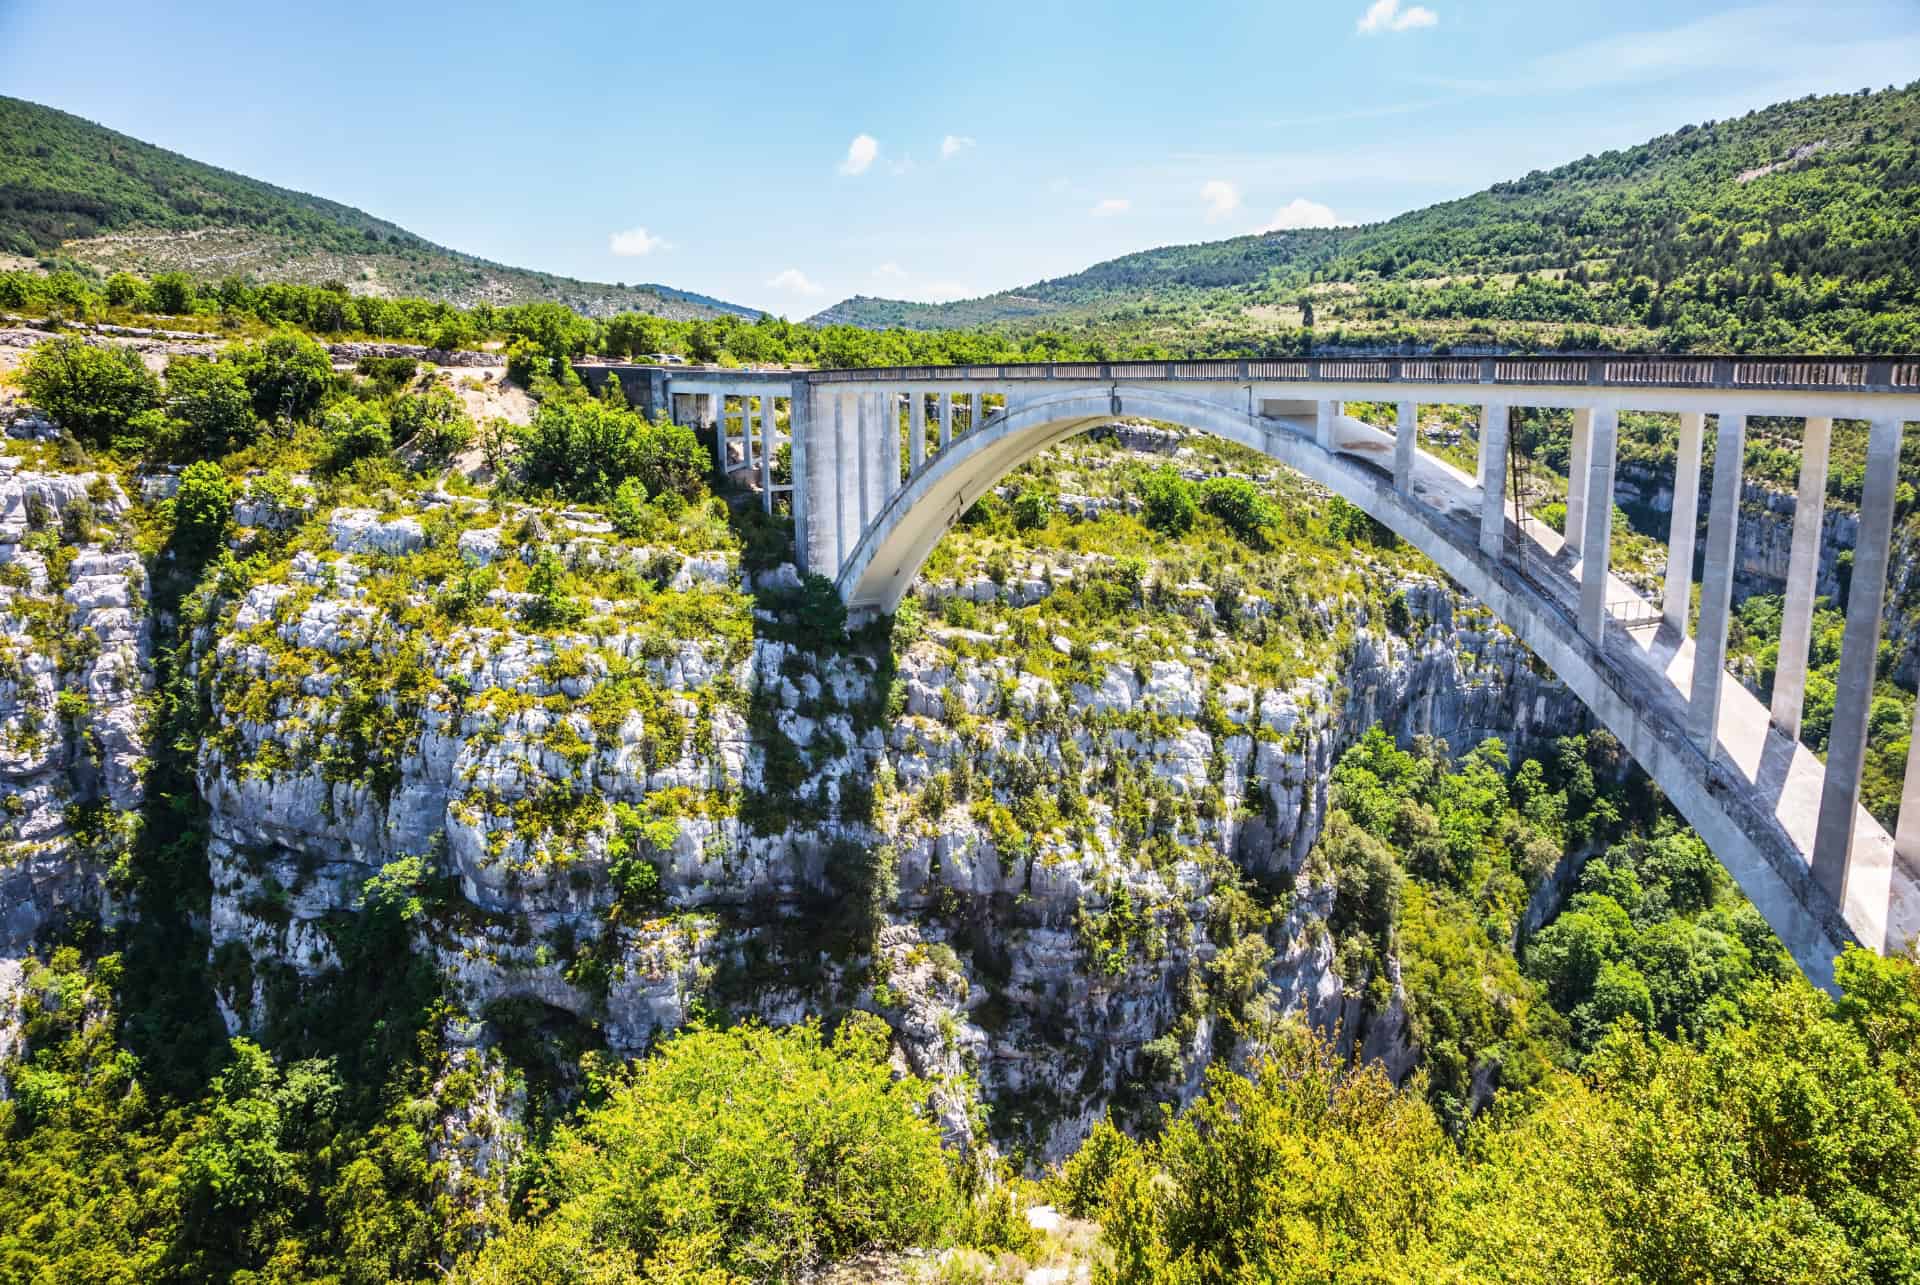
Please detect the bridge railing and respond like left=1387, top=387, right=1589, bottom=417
left=803, top=354, right=1920, bottom=393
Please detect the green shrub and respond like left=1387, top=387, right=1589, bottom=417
left=173, top=461, right=232, bottom=554
left=1140, top=465, right=1196, bottom=536
left=1011, top=481, right=1057, bottom=531
left=230, top=330, right=332, bottom=424
left=20, top=338, right=160, bottom=446
left=163, top=356, right=257, bottom=457
left=461, top=1018, right=952, bottom=1282
left=1198, top=476, right=1275, bottom=543
left=321, top=400, right=393, bottom=469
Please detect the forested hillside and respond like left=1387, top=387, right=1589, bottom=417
left=818, top=83, right=1920, bottom=354
left=0, top=97, right=756, bottom=320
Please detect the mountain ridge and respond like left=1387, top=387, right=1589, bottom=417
left=0, top=95, right=760, bottom=321
left=810, top=83, right=1920, bottom=354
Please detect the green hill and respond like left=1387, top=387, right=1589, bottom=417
left=0, top=96, right=758, bottom=321
left=813, top=83, right=1920, bottom=353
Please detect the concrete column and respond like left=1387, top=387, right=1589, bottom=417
left=1770, top=415, right=1832, bottom=739
left=759, top=395, right=776, bottom=514
left=909, top=390, right=925, bottom=474
left=1687, top=412, right=1747, bottom=759
left=1393, top=401, right=1415, bottom=493
left=1663, top=412, right=1705, bottom=635
left=1578, top=409, right=1618, bottom=641
left=881, top=391, right=903, bottom=502
left=940, top=393, right=953, bottom=451
left=1477, top=402, right=1509, bottom=559
left=856, top=393, right=878, bottom=528
left=834, top=392, right=857, bottom=563
left=742, top=396, right=758, bottom=474
left=712, top=394, right=728, bottom=473
left=1898, top=699, right=1920, bottom=884
left=1564, top=408, right=1593, bottom=556
left=791, top=386, right=812, bottom=567
left=1812, top=416, right=1906, bottom=904
left=1315, top=400, right=1337, bottom=451
left=968, top=392, right=982, bottom=431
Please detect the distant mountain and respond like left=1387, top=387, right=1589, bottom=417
left=812, top=83, right=1920, bottom=353
left=0, top=96, right=758, bottom=321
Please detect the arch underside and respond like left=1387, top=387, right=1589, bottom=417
left=833, top=384, right=1918, bottom=991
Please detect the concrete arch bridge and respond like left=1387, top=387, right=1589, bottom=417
left=584, top=355, right=1920, bottom=990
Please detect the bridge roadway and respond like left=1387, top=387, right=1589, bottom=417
left=582, top=355, right=1920, bottom=990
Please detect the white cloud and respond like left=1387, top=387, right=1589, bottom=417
left=766, top=268, right=825, bottom=297
left=1357, top=0, right=1437, bottom=34
left=1258, top=198, right=1341, bottom=231
left=872, top=263, right=908, bottom=281
left=1091, top=198, right=1131, bottom=217
left=940, top=134, right=975, bottom=159
left=1201, top=179, right=1240, bottom=222
left=608, top=226, right=669, bottom=256
left=838, top=133, right=879, bottom=176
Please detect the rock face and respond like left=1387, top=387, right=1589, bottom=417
left=0, top=463, right=148, bottom=954
left=193, top=490, right=1584, bottom=1163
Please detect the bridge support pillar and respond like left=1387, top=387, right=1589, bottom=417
left=1664, top=411, right=1705, bottom=635
left=1316, top=400, right=1338, bottom=451
left=791, top=386, right=811, bottom=564
left=1565, top=408, right=1592, bottom=557
left=834, top=391, right=857, bottom=565
left=1477, top=402, right=1508, bottom=559
left=969, top=393, right=982, bottom=431
left=1578, top=409, right=1618, bottom=640
left=1813, top=416, right=1907, bottom=905
left=759, top=395, right=775, bottom=513
left=1771, top=415, right=1832, bottom=739
left=1899, top=700, right=1920, bottom=883
left=910, top=390, right=926, bottom=474
left=743, top=397, right=759, bottom=475
left=940, top=394, right=954, bottom=450
left=1689, top=413, right=1747, bottom=760
left=711, top=395, right=728, bottom=473
left=1393, top=401, right=1415, bottom=492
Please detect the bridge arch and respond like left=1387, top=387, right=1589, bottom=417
left=827, top=382, right=1900, bottom=990
left=617, top=356, right=1920, bottom=991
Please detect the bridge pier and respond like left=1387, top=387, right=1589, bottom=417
left=1814, top=416, right=1907, bottom=905
left=1663, top=411, right=1705, bottom=635
left=1578, top=409, right=1617, bottom=640
left=1394, top=401, right=1415, bottom=492
left=1771, top=415, right=1831, bottom=739
left=1477, top=402, right=1508, bottom=558
left=1565, top=408, right=1592, bottom=558
left=1689, top=412, right=1746, bottom=759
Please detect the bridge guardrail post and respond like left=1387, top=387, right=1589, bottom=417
left=1479, top=358, right=1496, bottom=383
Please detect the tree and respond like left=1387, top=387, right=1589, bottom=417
left=172, top=461, right=232, bottom=554
left=230, top=330, right=332, bottom=423
left=390, top=387, right=473, bottom=469
left=322, top=401, right=393, bottom=469
left=163, top=356, right=256, bottom=456
left=148, top=272, right=197, bottom=315
left=1139, top=465, right=1196, bottom=536
left=462, top=1019, right=951, bottom=1282
left=1011, top=480, right=1057, bottom=531
left=19, top=338, right=161, bottom=446
left=1198, top=476, right=1275, bottom=543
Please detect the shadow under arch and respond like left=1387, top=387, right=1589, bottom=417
left=833, top=382, right=1872, bottom=992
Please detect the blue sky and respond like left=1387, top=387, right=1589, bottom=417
left=4, top=0, right=1918, bottom=316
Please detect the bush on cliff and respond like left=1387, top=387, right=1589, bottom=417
left=460, top=1017, right=952, bottom=1283
left=513, top=398, right=707, bottom=506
